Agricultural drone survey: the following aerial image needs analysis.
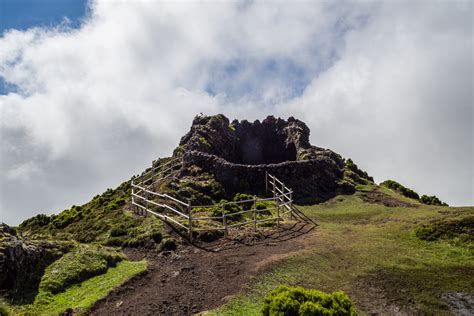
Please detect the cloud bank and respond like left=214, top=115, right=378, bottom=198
left=1, top=0, right=472, bottom=225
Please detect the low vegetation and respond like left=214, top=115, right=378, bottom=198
left=212, top=188, right=473, bottom=315
left=26, top=261, right=146, bottom=315
left=261, top=285, right=357, bottom=315
left=18, top=180, right=166, bottom=249
left=380, top=179, right=420, bottom=200
left=415, top=216, right=473, bottom=243
left=381, top=179, right=448, bottom=206
left=39, top=244, right=124, bottom=294
left=420, top=194, right=449, bottom=206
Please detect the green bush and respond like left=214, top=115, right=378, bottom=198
left=159, top=238, right=177, bottom=251
left=262, top=285, right=357, bottom=316
left=415, top=216, right=473, bottom=242
left=120, top=230, right=162, bottom=248
left=233, top=193, right=255, bottom=210
left=420, top=195, right=448, bottom=206
left=198, top=230, right=224, bottom=242
left=210, top=200, right=243, bottom=221
left=39, top=244, right=124, bottom=294
left=49, top=206, right=84, bottom=229
left=110, top=226, right=127, bottom=237
left=19, top=214, right=51, bottom=230
left=380, top=180, right=420, bottom=200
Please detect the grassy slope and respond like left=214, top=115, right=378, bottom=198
left=210, top=187, right=473, bottom=315
left=9, top=260, right=147, bottom=315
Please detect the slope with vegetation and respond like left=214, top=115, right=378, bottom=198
left=210, top=184, right=473, bottom=315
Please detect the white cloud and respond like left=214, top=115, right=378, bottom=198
left=0, top=0, right=472, bottom=225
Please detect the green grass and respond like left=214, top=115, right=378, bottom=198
left=209, top=189, right=473, bottom=315
left=39, top=244, right=124, bottom=293
left=10, top=260, right=147, bottom=315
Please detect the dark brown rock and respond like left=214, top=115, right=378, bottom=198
left=164, top=114, right=372, bottom=205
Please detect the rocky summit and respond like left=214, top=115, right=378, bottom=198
left=157, top=114, right=373, bottom=205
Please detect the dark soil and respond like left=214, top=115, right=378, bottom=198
left=88, top=222, right=315, bottom=315
left=361, top=190, right=418, bottom=208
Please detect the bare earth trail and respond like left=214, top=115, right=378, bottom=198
left=89, top=222, right=316, bottom=315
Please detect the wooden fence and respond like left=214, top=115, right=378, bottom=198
left=131, top=159, right=296, bottom=241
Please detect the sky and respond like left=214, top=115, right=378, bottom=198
left=0, top=0, right=472, bottom=225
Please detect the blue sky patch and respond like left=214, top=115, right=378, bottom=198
left=0, top=0, right=88, bottom=94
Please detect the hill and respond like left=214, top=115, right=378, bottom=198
left=1, top=114, right=472, bottom=315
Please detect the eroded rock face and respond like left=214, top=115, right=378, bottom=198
left=0, top=223, right=66, bottom=300
left=166, top=114, right=372, bottom=205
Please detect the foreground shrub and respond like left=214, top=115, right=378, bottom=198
left=262, top=285, right=357, bottom=316
left=415, top=216, right=473, bottom=242
left=39, top=244, right=124, bottom=294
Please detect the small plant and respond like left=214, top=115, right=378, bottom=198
left=262, top=285, right=357, bottom=315
left=159, top=238, right=177, bottom=251
left=198, top=136, right=211, bottom=148
left=198, top=230, right=224, bottom=242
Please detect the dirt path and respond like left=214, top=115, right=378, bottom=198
left=89, top=222, right=316, bottom=315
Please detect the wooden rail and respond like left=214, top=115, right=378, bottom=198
left=131, top=159, right=300, bottom=241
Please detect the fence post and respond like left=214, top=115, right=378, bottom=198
left=131, top=181, right=135, bottom=214
left=276, top=194, right=280, bottom=227
left=187, top=204, right=193, bottom=242
left=253, top=195, right=257, bottom=233
left=223, top=214, right=228, bottom=238
left=272, top=176, right=276, bottom=199
left=265, top=171, right=268, bottom=194
left=282, top=182, right=285, bottom=203
left=289, top=191, right=294, bottom=220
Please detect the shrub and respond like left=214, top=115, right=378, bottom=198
left=198, top=230, right=224, bottom=242
left=19, top=214, right=51, bottom=230
left=420, top=195, right=448, bottom=206
left=110, top=226, right=127, bottom=237
left=49, top=206, right=84, bottom=229
left=415, top=216, right=473, bottom=242
left=345, top=158, right=374, bottom=182
left=262, top=285, right=357, bottom=316
left=380, top=180, right=420, bottom=200
left=233, top=193, right=255, bottom=210
left=39, top=244, right=124, bottom=294
left=210, top=200, right=243, bottom=221
left=159, top=238, right=177, bottom=251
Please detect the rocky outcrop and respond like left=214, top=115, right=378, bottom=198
left=165, top=114, right=372, bottom=205
left=0, top=223, right=68, bottom=301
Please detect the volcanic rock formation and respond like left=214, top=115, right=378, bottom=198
left=157, top=114, right=372, bottom=205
